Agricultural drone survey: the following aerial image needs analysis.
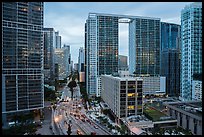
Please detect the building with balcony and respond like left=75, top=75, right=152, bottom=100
left=180, top=2, right=202, bottom=101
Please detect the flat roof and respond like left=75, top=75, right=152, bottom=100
left=164, top=101, right=202, bottom=118
left=130, top=127, right=145, bottom=135
left=89, top=12, right=161, bottom=20
left=102, top=75, right=143, bottom=81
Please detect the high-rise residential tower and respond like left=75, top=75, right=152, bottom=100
left=43, top=28, right=55, bottom=83
left=2, top=2, right=44, bottom=127
left=180, top=2, right=202, bottom=101
left=160, top=22, right=181, bottom=97
left=86, top=13, right=160, bottom=97
left=78, top=47, right=85, bottom=72
left=86, top=13, right=119, bottom=97
left=129, top=17, right=160, bottom=76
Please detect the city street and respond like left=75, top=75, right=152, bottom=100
left=35, top=106, right=53, bottom=135
left=53, top=81, right=111, bottom=135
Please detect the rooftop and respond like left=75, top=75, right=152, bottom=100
left=164, top=101, right=202, bottom=118
left=88, top=12, right=161, bottom=20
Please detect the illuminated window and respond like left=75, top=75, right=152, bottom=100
left=128, top=105, right=134, bottom=110
left=137, top=105, right=142, bottom=109
left=128, top=93, right=135, bottom=97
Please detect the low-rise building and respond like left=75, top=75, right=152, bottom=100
left=142, top=76, right=166, bottom=96
left=163, top=101, right=202, bottom=135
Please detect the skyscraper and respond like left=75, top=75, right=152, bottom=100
left=2, top=2, right=44, bottom=127
left=86, top=13, right=160, bottom=97
left=55, top=31, right=61, bottom=49
left=129, top=17, right=161, bottom=76
left=63, top=44, right=72, bottom=77
left=180, top=2, right=202, bottom=101
left=160, top=22, right=181, bottom=97
left=43, top=28, right=55, bottom=83
left=86, top=13, right=119, bottom=97
left=78, top=47, right=85, bottom=72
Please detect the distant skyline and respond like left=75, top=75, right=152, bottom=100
left=44, top=2, right=192, bottom=63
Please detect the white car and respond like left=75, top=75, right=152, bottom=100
left=94, top=125, right=98, bottom=129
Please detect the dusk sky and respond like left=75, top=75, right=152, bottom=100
left=44, top=2, right=192, bottom=64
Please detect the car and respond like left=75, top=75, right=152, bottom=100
left=91, top=132, right=96, bottom=135
left=77, top=129, right=83, bottom=135
left=94, top=125, right=98, bottom=129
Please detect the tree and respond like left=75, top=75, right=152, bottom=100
left=67, top=124, right=72, bottom=135
left=68, top=79, right=77, bottom=100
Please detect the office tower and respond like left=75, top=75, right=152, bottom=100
left=86, top=13, right=119, bottom=97
left=43, top=28, right=55, bottom=83
left=86, top=13, right=160, bottom=97
left=161, top=22, right=181, bottom=51
left=118, top=55, right=128, bottom=71
left=78, top=47, right=85, bottom=72
left=160, top=22, right=181, bottom=97
left=2, top=2, right=44, bottom=127
left=63, top=44, right=72, bottom=77
left=180, top=2, right=202, bottom=101
left=129, top=17, right=160, bottom=76
left=54, top=49, right=65, bottom=79
left=55, top=31, right=61, bottom=49
left=101, top=75, right=143, bottom=119
left=54, top=45, right=71, bottom=79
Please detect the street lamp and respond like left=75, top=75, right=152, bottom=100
left=54, top=116, right=59, bottom=123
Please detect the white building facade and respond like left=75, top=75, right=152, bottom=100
left=101, top=75, right=143, bottom=119
left=142, top=76, right=166, bottom=96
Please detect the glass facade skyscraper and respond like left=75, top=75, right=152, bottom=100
left=160, top=22, right=181, bottom=97
left=78, top=47, right=85, bottom=72
left=180, top=2, right=202, bottom=101
left=55, top=31, right=61, bottom=49
left=43, top=28, right=55, bottom=83
left=86, top=13, right=119, bottom=97
left=86, top=13, right=161, bottom=97
left=161, top=22, right=181, bottom=51
left=2, top=2, right=44, bottom=127
left=129, top=17, right=161, bottom=76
